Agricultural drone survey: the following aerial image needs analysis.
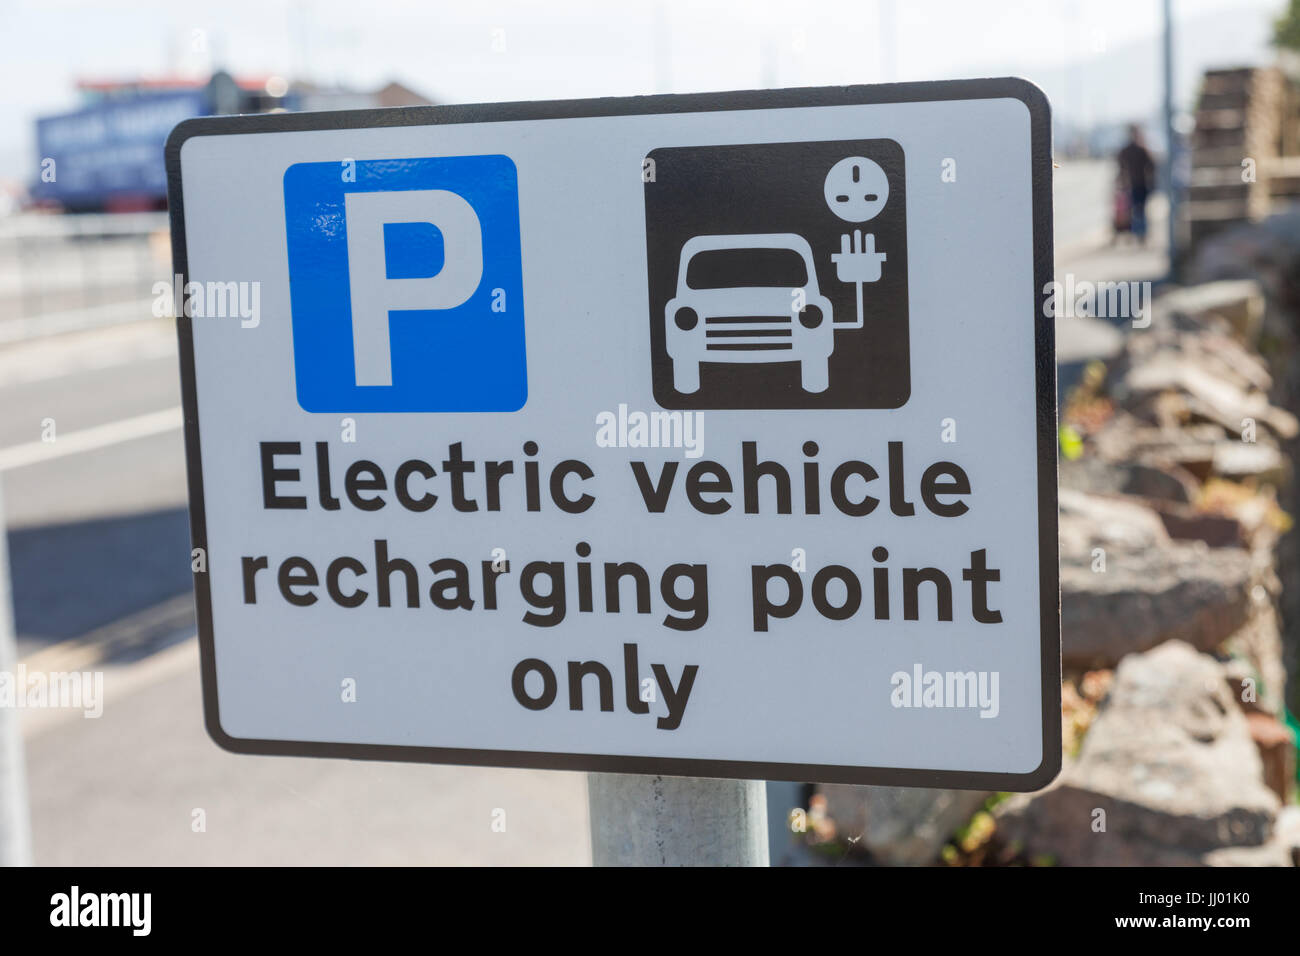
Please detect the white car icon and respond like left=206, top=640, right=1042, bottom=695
left=665, top=234, right=837, bottom=393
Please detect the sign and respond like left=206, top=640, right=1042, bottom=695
left=166, top=78, right=1060, bottom=790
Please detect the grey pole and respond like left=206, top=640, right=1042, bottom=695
left=0, top=478, right=33, bottom=866
left=588, top=773, right=769, bottom=866
left=1162, top=0, right=1179, bottom=276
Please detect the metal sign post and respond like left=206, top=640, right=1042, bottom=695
left=588, top=773, right=769, bottom=866
left=0, top=480, right=33, bottom=866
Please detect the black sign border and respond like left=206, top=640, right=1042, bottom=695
left=165, top=76, right=1061, bottom=792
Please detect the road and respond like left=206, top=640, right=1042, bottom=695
left=1053, top=158, right=1113, bottom=259
left=24, top=643, right=588, bottom=865
left=0, top=158, right=1157, bottom=865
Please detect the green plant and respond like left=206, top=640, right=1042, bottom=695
left=1276, top=0, right=1300, bottom=50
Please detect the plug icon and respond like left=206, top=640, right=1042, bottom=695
left=830, top=230, right=886, bottom=329
left=832, top=229, right=886, bottom=283
left=824, top=157, right=890, bottom=328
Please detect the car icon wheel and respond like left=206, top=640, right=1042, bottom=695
left=801, top=358, right=829, bottom=393
left=672, top=358, right=701, bottom=393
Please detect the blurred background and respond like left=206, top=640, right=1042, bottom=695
left=1, top=0, right=1299, bottom=866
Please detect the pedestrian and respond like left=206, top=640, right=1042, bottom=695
left=1111, top=175, right=1131, bottom=242
left=1117, top=124, right=1156, bottom=245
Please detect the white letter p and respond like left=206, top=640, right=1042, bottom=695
left=344, top=189, right=484, bottom=386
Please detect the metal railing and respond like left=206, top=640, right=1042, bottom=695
left=0, top=213, right=171, bottom=336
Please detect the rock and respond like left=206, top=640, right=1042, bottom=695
left=1159, top=442, right=1222, bottom=483
left=1058, top=457, right=1199, bottom=503
left=1146, top=436, right=1287, bottom=486
left=1124, top=461, right=1203, bottom=502
left=1244, top=712, right=1296, bottom=803
left=1274, top=806, right=1300, bottom=867
left=1191, top=210, right=1300, bottom=292
left=1155, top=280, right=1265, bottom=341
left=1058, top=489, right=1170, bottom=560
left=1149, top=501, right=1247, bottom=548
left=1061, top=541, right=1252, bottom=669
left=1090, top=412, right=1223, bottom=469
left=1059, top=491, right=1259, bottom=669
left=1119, top=354, right=1298, bottom=440
left=1217, top=490, right=1282, bottom=541
left=1221, top=657, right=1267, bottom=713
left=1219, top=600, right=1289, bottom=719
left=1126, top=462, right=1201, bottom=501
left=1211, top=441, right=1286, bottom=482
left=1125, top=315, right=1273, bottom=394
left=817, top=785, right=991, bottom=865
left=1203, top=841, right=1294, bottom=866
left=997, top=642, right=1282, bottom=866
left=1184, top=330, right=1273, bottom=393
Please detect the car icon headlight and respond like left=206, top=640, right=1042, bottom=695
left=674, top=306, right=699, bottom=331
left=798, top=304, right=824, bottom=329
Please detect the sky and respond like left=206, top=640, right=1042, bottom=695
left=0, top=0, right=1285, bottom=183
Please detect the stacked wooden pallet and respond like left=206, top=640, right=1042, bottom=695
left=1187, top=67, right=1284, bottom=249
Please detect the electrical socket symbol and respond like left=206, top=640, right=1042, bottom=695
left=825, top=156, right=889, bottom=327
left=824, top=156, right=889, bottom=222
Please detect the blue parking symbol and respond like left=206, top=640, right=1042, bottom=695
left=284, top=155, right=527, bottom=412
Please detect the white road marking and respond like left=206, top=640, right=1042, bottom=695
left=0, top=406, right=183, bottom=472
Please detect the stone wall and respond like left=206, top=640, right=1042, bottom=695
left=803, top=253, right=1300, bottom=867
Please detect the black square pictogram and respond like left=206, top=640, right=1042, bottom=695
left=644, top=139, right=909, bottom=409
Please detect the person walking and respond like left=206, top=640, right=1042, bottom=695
left=1117, top=124, right=1156, bottom=245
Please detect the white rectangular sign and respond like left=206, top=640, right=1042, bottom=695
left=167, top=78, right=1061, bottom=789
